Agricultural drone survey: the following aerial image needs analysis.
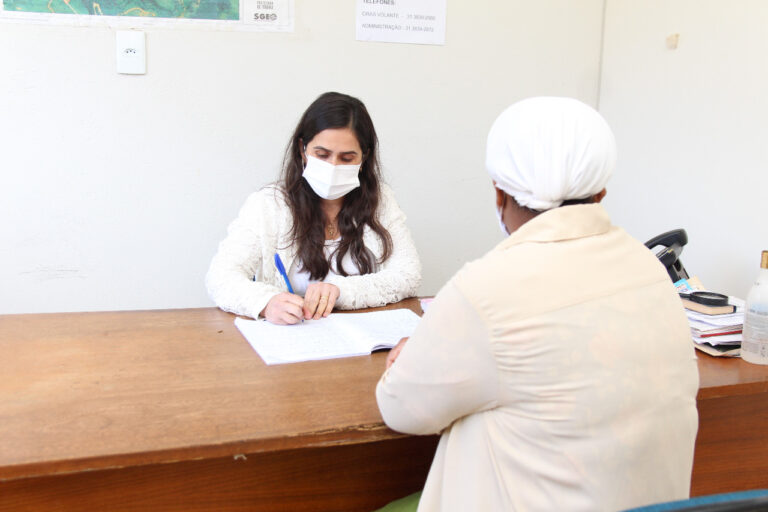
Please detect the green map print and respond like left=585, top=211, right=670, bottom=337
left=4, top=0, right=238, bottom=20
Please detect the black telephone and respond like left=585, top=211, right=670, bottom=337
left=644, top=229, right=689, bottom=283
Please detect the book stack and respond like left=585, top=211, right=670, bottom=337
left=675, top=278, right=744, bottom=357
left=686, top=303, right=744, bottom=357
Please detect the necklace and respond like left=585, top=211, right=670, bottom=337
left=324, top=209, right=340, bottom=239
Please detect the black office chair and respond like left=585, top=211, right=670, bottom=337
left=623, top=490, right=768, bottom=511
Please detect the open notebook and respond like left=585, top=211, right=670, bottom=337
left=234, top=308, right=421, bottom=365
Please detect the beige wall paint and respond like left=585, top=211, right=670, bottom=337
left=0, top=1, right=604, bottom=313
left=600, top=0, right=768, bottom=298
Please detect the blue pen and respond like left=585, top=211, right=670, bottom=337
left=274, top=253, right=295, bottom=294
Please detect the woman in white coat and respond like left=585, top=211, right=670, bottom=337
left=206, top=92, right=421, bottom=324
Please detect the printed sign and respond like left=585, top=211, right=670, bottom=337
left=356, top=0, right=446, bottom=45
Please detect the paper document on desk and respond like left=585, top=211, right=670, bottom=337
left=235, top=309, right=421, bottom=365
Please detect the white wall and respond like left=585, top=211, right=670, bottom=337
left=600, top=0, right=768, bottom=298
left=0, top=1, right=605, bottom=314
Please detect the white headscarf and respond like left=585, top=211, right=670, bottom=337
left=486, top=97, right=617, bottom=211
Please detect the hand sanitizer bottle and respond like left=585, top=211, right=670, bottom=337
left=742, top=251, right=768, bottom=365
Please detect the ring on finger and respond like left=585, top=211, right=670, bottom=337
left=319, top=295, right=328, bottom=301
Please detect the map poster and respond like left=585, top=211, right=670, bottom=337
left=2, top=0, right=238, bottom=20
left=356, top=0, right=446, bottom=46
left=1, top=0, right=293, bottom=29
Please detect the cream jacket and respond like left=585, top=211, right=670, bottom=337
left=377, top=204, right=699, bottom=512
left=206, top=184, right=421, bottom=319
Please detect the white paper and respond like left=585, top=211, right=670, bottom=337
left=356, top=0, right=446, bottom=45
left=691, top=326, right=742, bottom=337
left=685, top=296, right=744, bottom=347
left=693, top=333, right=742, bottom=346
left=686, top=310, right=744, bottom=328
left=235, top=308, right=420, bottom=365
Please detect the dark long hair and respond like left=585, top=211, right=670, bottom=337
left=279, top=92, right=393, bottom=280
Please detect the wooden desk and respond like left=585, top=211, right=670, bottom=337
left=692, top=352, right=768, bottom=496
left=1, top=303, right=767, bottom=511
left=0, top=300, right=437, bottom=512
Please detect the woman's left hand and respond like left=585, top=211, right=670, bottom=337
left=303, top=282, right=340, bottom=320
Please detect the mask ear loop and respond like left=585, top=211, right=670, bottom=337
left=496, top=189, right=511, bottom=236
left=357, top=151, right=368, bottom=174
left=300, top=144, right=308, bottom=170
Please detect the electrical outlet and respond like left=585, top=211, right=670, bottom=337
left=116, top=31, right=146, bottom=75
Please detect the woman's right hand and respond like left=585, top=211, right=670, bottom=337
left=386, top=337, right=409, bottom=370
left=261, top=293, right=305, bottom=325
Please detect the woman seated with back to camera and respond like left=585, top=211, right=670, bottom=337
left=206, top=92, right=421, bottom=324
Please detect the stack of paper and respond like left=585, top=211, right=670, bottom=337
left=687, top=306, right=743, bottom=345
left=685, top=298, right=744, bottom=357
left=675, top=277, right=744, bottom=356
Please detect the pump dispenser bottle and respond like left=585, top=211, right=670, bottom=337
left=742, top=251, right=768, bottom=365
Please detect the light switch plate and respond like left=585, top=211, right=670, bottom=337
left=116, top=31, right=146, bottom=75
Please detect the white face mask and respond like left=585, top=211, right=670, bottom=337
left=496, top=191, right=510, bottom=236
left=302, top=155, right=361, bottom=200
